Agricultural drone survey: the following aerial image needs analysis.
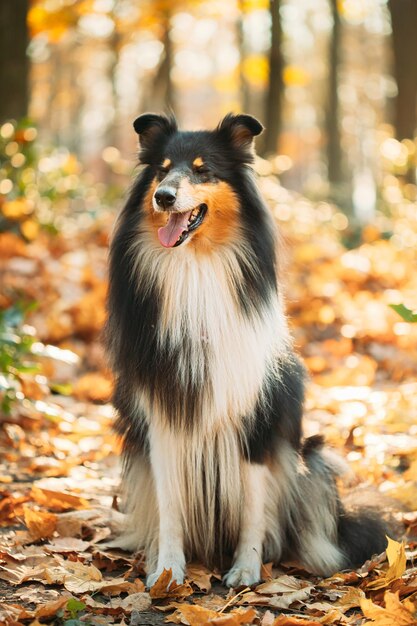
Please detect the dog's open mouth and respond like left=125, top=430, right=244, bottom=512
left=157, top=204, right=207, bottom=248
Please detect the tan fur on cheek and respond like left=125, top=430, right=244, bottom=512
left=141, top=178, right=241, bottom=249
left=190, top=181, right=241, bottom=249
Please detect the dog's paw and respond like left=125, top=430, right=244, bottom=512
left=223, top=564, right=261, bottom=588
left=146, top=564, right=185, bottom=589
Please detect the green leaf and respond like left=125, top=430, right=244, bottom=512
left=66, top=598, right=86, bottom=619
left=389, top=303, right=417, bottom=323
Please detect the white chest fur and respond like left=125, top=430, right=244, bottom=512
left=132, top=238, right=289, bottom=430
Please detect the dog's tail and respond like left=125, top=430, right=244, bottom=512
left=302, top=435, right=392, bottom=570
left=337, top=507, right=388, bottom=568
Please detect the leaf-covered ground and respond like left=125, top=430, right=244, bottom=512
left=1, top=170, right=417, bottom=625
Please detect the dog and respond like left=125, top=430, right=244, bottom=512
left=105, top=113, right=387, bottom=587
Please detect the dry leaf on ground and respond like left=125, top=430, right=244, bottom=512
left=360, top=591, right=417, bottom=625
left=186, top=563, right=218, bottom=592
left=23, top=507, right=57, bottom=541
left=367, top=537, right=407, bottom=590
left=167, top=604, right=257, bottom=626
left=273, top=616, right=322, bottom=626
left=239, top=576, right=314, bottom=610
left=149, top=568, right=194, bottom=599
left=44, top=537, right=91, bottom=553
left=31, top=485, right=89, bottom=511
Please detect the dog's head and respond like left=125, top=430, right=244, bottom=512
left=133, top=113, right=263, bottom=249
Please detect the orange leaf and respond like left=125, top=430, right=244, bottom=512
left=23, top=507, right=57, bottom=541
left=170, top=605, right=257, bottom=626
left=35, top=596, right=70, bottom=619
left=360, top=591, right=417, bottom=625
left=169, top=603, right=218, bottom=625
left=149, top=569, right=193, bottom=599
left=31, top=485, right=89, bottom=511
left=186, top=563, right=217, bottom=592
left=273, top=617, right=321, bottom=626
left=211, top=608, right=257, bottom=625
left=367, top=537, right=406, bottom=590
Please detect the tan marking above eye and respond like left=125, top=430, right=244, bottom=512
left=162, top=158, right=171, bottom=169
left=193, top=157, right=204, bottom=169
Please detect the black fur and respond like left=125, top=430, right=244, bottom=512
left=245, top=354, right=306, bottom=462
left=338, top=509, right=388, bottom=567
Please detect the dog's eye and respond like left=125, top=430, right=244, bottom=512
left=194, top=165, right=210, bottom=175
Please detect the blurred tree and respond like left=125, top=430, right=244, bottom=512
left=0, top=0, right=29, bottom=122
left=261, top=0, right=283, bottom=155
left=144, top=4, right=175, bottom=114
left=326, top=0, right=342, bottom=185
left=388, top=0, right=417, bottom=142
left=238, top=1, right=251, bottom=116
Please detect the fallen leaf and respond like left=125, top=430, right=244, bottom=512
left=210, top=608, right=257, bottom=625
left=273, top=617, right=321, bottom=626
left=316, top=609, right=346, bottom=624
left=186, top=563, right=217, bottom=592
left=119, top=592, right=152, bottom=613
left=0, top=561, right=48, bottom=585
left=31, top=485, right=89, bottom=511
left=44, top=559, right=102, bottom=593
left=149, top=568, right=194, bottom=599
left=256, top=575, right=312, bottom=595
left=0, top=603, right=34, bottom=622
left=168, top=604, right=257, bottom=626
left=23, top=507, right=57, bottom=541
left=260, top=562, right=273, bottom=581
left=360, top=591, right=417, bottom=625
left=35, top=595, right=71, bottom=618
left=335, top=586, right=365, bottom=610
left=260, top=611, right=276, bottom=626
left=367, top=537, right=406, bottom=590
left=44, top=537, right=91, bottom=553
left=166, top=604, right=218, bottom=625
left=240, top=576, right=314, bottom=610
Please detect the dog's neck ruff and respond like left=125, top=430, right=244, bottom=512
left=129, top=234, right=289, bottom=431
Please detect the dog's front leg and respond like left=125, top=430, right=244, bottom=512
left=146, top=428, right=186, bottom=588
left=224, top=462, right=266, bottom=587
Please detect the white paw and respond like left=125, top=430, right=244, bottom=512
left=223, top=564, right=261, bottom=588
left=146, top=563, right=185, bottom=589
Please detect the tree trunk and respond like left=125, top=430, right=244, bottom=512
left=388, top=0, right=417, bottom=141
left=237, top=5, right=251, bottom=116
left=151, top=13, right=175, bottom=114
left=261, top=0, right=283, bottom=156
left=326, top=0, right=342, bottom=185
left=0, top=0, right=29, bottom=123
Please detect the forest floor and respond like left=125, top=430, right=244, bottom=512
left=1, top=171, right=417, bottom=625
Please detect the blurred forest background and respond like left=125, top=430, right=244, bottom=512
left=1, top=2, right=417, bottom=624
left=2, top=0, right=417, bottom=219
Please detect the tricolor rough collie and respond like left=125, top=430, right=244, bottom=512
left=105, top=113, right=386, bottom=587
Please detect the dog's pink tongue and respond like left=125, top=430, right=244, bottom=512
left=158, top=211, right=191, bottom=248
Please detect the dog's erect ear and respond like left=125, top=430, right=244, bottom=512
left=133, top=113, right=177, bottom=151
left=217, top=113, right=264, bottom=150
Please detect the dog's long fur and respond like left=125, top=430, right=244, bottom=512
left=105, top=113, right=387, bottom=586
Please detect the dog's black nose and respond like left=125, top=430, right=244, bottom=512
left=154, top=187, right=176, bottom=209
